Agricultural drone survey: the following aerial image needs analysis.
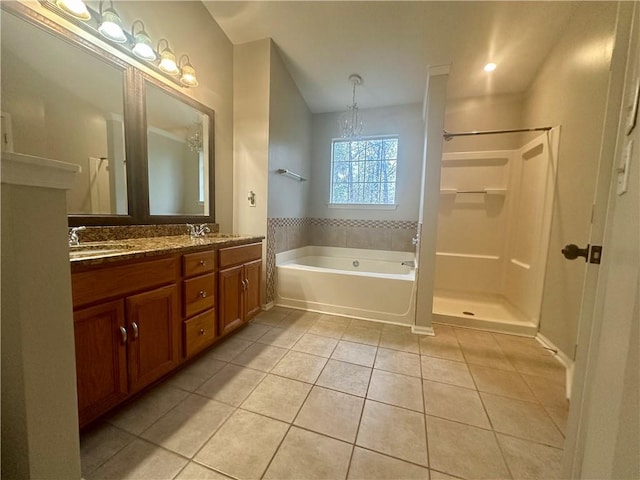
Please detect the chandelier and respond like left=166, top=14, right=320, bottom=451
left=187, top=122, right=203, bottom=152
left=338, top=74, right=364, bottom=139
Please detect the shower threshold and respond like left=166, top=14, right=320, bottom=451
left=432, top=290, right=537, bottom=336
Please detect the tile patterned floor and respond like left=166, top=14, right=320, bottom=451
left=81, top=307, right=569, bottom=480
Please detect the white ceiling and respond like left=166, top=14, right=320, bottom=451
left=203, top=1, right=581, bottom=114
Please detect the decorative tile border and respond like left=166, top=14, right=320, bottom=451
left=266, top=219, right=278, bottom=304
left=308, top=218, right=417, bottom=229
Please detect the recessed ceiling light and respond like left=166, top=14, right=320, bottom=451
left=484, top=62, right=497, bottom=72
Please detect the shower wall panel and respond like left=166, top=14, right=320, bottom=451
left=435, top=151, right=513, bottom=295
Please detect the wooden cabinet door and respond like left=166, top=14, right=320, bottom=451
left=74, top=300, right=128, bottom=427
left=244, top=259, right=262, bottom=321
left=218, top=265, right=244, bottom=336
left=126, top=284, right=179, bottom=393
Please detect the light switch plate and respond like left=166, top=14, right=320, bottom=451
left=617, top=140, right=633, bottom=196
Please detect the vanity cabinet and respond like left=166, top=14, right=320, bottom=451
left=71, top=239, right=262, bottom=427
left=71, top=256, right=180, bottom=427
left=218, top=243, right=262, bottom=337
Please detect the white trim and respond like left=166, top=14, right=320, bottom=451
left=536, top=332, right=575, bottom=399
left=1, top=152, right=79, bottom=190
left=411, top=325, right=435, bottom=336
left=262, top=301, right=275, bottom=311
left=436, top=252, right=500, bottom=260
left=328, top=203, right=398, bottom=210
left=428, top=64, right=451, bottom=76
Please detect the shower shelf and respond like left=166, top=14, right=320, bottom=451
left=440, top=188, right=507, bottom=195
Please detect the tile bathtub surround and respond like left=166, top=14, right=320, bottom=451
left=266, top=217, right=418, bottom=303
left=82, top=309, right=569, bottom=480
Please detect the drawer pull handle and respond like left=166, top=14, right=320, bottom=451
left=119, top=326, right=127, bottom=344
left=199, top=328, right=205, bottom=335
left=199, top=290, right=208, bottom=298
left=131, top=322, right=139, bottom=339
left=199, top=260, right=206, bottom=266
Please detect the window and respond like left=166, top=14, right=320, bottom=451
left=330, top=136, right=398, bottom=205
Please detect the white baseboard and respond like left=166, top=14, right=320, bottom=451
left=536, top=332, right=575, bottom=399
left=262, top=301, right=275, bottom=311
left=412, top=325, right=435, bottom=336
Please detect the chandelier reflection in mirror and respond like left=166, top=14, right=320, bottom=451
left=41, top=0, right=199, bottom=88
left=187, top=122, right=203, bottom=153
left=338, top=74, right=364, bottom=139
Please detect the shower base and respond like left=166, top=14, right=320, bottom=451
left=432, top=290, right=537, bottom=336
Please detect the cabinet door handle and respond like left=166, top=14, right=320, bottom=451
left=119, top=326, right=127, bottom=344
left=199, top=290, right=208, bottom=298
left=241, top=279, right=247, bottom=291
left=131, top=322, right=139, bottom=339
left=245, top=278, right=249, bottom=289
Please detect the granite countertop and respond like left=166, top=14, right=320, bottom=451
left=69, top=233, right=264, bottom=267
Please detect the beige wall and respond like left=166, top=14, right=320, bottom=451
left=444, top=94, right=525, bottom=153
left=268, top=44, right=312, bottom=219
left=522, top=2, right=618, bottom=356
left=233, top=39, right=271, bottom=238
left=309, top=103, right=424, bottom=220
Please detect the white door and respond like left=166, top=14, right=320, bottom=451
left=563, top=2, right=639, bottom=477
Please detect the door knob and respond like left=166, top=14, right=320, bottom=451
left=562, top=244, right=589, bottom=261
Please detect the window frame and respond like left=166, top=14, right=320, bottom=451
left=329, top=134, right=399, bottom=208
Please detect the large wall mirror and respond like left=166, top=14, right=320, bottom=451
left=0, top=3, right=215, bottom=226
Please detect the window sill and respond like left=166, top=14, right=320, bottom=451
left=328, top=203, right=399, bottom=211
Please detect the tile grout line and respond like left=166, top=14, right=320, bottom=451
left=420, top=340, right=432, bottom=476
left=344, top=343, right=379, bottom=480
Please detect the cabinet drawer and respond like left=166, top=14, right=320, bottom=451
left=183, top=273, right=216, bottom=317
left=219, top=243, right=262, bottom=269
left=184, top=309, right=216, bottom=357
left=72, top=257, right=179, bottom=308
left=183, top=250, right=216, bottom=278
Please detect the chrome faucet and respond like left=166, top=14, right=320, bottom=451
left=412, top=233, right=420, bottom=246
left=68, top=226, right=86, bottom=247
left=187, top=223, right=210, bottom=238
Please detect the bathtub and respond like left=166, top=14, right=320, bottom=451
left=275, top=246, right=416, bottom=325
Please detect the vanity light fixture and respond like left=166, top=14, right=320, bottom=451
left=484, top=62, right=497, bottom=72
left=157, top=39, right=180, bottom=75
left=55, top=0, right=90, bottom=20
left=97, top=0, right=126, bottom=43
left=41, top=0, right=200, bottom=88
left=131, top=20, right=156, bottom=62
left=179, top=55, right=199, bottom=88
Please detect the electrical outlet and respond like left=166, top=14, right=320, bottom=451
left=617, top=140, right=633, bottom=196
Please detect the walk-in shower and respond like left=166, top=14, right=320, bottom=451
left=433, top=127, right=560, bottom=335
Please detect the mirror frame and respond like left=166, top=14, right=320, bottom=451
left=1, top=2, right=216, bottom=227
